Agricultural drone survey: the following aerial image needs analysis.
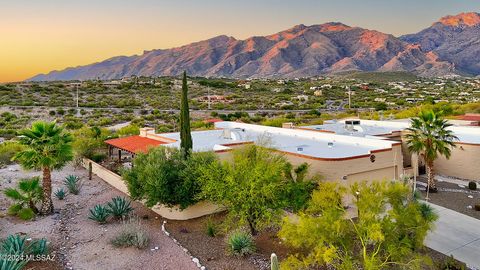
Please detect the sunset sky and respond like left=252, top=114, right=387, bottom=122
left=1, top=0, right=478, bottom=83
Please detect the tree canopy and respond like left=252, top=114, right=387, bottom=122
left=279, top=181, right=438, bottom=270
left=198, top=145, right=316, bottom=235
left=405, top=110, right=458, bottom=191
left=180, top=71, right=193, bottom=156
left=122, top=146, right=217, bottom=209
left=14, top=121, right=73, bottom=214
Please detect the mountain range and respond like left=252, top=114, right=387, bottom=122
left=29, top=12, right=480, bottom=81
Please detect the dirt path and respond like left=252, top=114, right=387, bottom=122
left=0, top=164, right=197, bottom=270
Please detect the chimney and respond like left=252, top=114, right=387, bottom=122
left=139, top=127, right=155, bottom=137
left=282, top=122, right=295, bottom=129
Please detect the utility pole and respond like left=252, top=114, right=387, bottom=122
left=75, top=85, right=80, bottom=116
left=207, top=87, right=211, bottom=110
left=346, top=86, right=351, bottom=109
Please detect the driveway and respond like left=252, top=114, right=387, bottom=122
left=426, top=202, right=480, bottom=269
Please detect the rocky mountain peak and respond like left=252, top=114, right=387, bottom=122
left=438, top=12, right=480, bottom=27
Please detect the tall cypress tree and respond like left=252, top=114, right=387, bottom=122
left=180, top=71, right=193, bottom=157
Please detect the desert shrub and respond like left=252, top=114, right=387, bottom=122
left=0, top=142, right=24, bottom=166
left=205, top=218, right=218, bottom=237
left=226, top=230, right=255, bottom=256
left=198, top=146, right=317, bottom=235
left=90, top=153, right=107, bottom=163
left=436, top=255, right=465, bottom=270
left=88, top=204, right=111, bottom=223
left=71, top=126, right=111, bottom=161
left=468, top=181, right=477, bottom=190
left=117, top=124, right=140, bottom=136
left=64, top=175, right=81, bottom=195
left=474, top=204, right=480, bottom=211
left=107, top=196, right=133, bottom=219
left=123, top=147, right=218, bottom=209
left=54, top=188, right=66, bottom=200
left=279, top=181, right=438, bottom=270
left=111, top=219, right=149, bottom=249
left=282, top=181, right=317, bottom=212
left=4, top=177, right=42, bottom=220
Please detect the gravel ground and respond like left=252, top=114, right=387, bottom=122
left=0, top=164, right=197, bottom=270
left=417, top=177, right=480, bottom=220
left=165, top=212, right=293, bottom=270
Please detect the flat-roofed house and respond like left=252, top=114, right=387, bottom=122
left=302, top=119, right=480, bottom=181
left=107, top=122, right=404, bottom=183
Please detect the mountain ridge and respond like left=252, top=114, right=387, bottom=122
left=29, top=12, right=480, bottom=81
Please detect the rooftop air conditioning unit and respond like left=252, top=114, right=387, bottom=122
left=222, top=129, right=232, bottom=139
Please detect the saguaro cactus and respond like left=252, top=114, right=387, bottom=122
left=271, top=253, right=279, bottom=270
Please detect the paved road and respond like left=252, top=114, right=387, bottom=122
left=426, top=202, right=480, bottom=269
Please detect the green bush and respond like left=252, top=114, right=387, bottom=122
left=89, top=204, right=111, bottom=223
left=111, top=219, right=149, bottom=249
left=205, top=218, right=218, bottom=237
left=64, top=175, right=81, bottom=195
left=468, top=181, right=477, bottom=190
left=90, top=153, right=107, bottom=163
left=0, top=142, right=24, bottom=166
left=123, top=147, right=217, bottom=209
left=4, top=177, right=42, bottom=220
left=107, top=197, right=133, bottom=219
left=54, top=188, right=66, bottom=200
left=227, top=230, right=256, bottom=256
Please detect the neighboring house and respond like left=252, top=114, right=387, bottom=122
left=196, top=95, right=232, bottom=104
left=302, top=119, right=480, bottom=181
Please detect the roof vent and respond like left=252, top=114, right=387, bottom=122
left=328, top=142, right=334, bottom=148
left=297, top=147, right=304, bottom=152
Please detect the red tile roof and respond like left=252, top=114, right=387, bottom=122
left=457, top=114, right=480, bottom=122
left=204, top=118, right=223, bottom=123
left=105, top=135, right=167, bottom=154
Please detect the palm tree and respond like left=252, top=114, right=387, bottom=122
left=14, top=121, right=73, bottom=215
left=405, top=110, right=458, bottom=193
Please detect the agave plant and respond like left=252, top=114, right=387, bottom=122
left=107, top=197, right=133, bottom=219
left=28, top=238, right=48, bottom=255
left=88, top=204, right=111, bottom=224
left=53, top=188, right=67, bottom=200
left=64, top=175, right=81, bottom=195
left=0, top=258, right=27, bottom=270
left=226, top=229, right=256, bottom=256
left=1, top=234, right=48, bottom=256
left=1, top=235, right=27, bottom=255
left=4, top=177, right=43, bottom=220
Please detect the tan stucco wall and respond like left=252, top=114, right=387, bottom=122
left=282, top=144, right=403, bottom=183
left=434, top=144, right=480, bottom=181
left=82, top=159, right=223, bottom=220
left=215, top=144, right=404, bottom=184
